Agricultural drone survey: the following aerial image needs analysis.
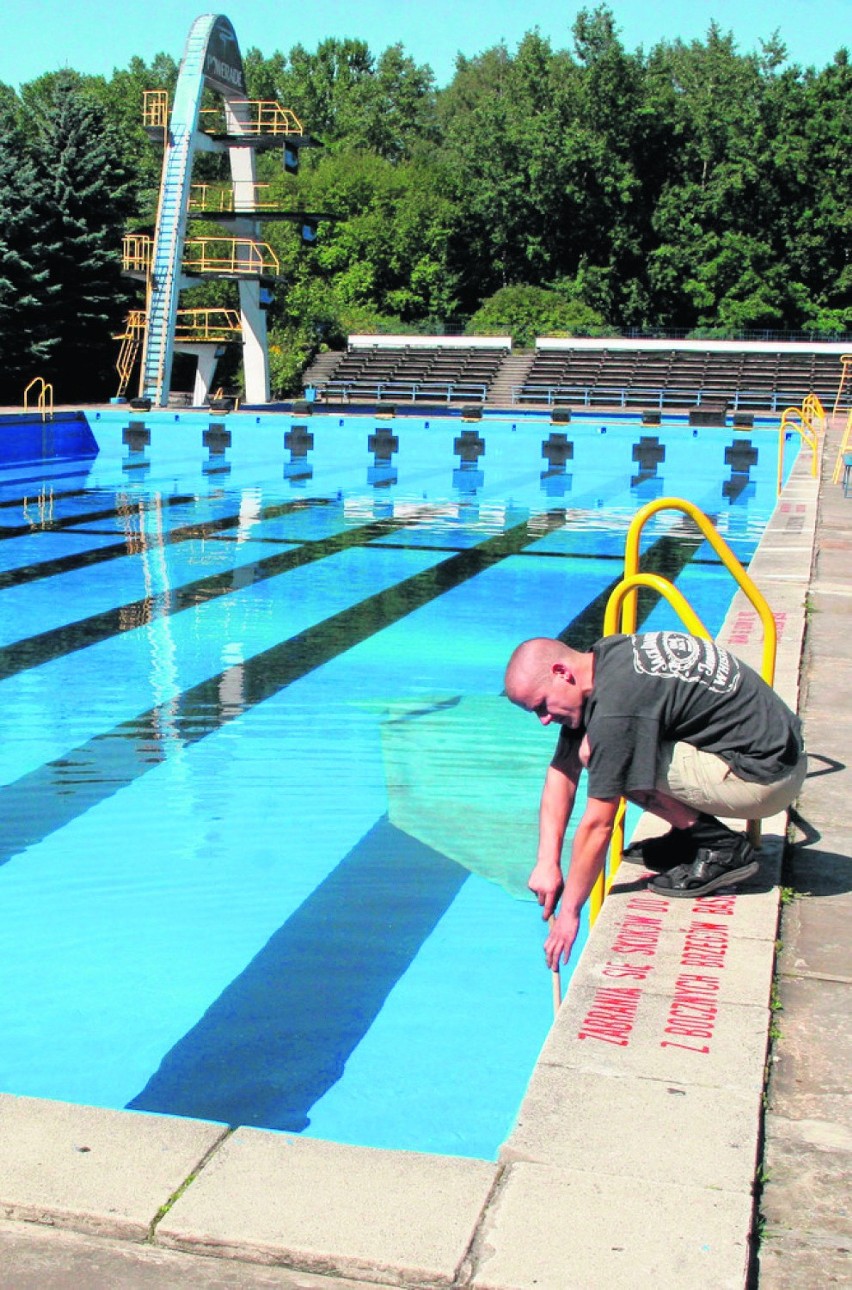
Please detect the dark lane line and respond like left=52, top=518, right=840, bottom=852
left=559, top=524, right=709, bottom=650
left=0, top=510, right=568, bottom=868
left=0, top=518, right=706, bottom=682
left=122, top=519, right=708, bottom=1130
left=0, top=467, right=94, bottom=493
left=0, top=492, right=199, bottom=539
left=0, top=495, right=335, bottom=592
left=126, top=818, right=468, bottom=1130
left=0, top=487, right=91, bottom=512
left=0, top=512, right=432, bottom=681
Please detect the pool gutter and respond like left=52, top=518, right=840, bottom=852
left=0, top=440, right=819, bottom=1288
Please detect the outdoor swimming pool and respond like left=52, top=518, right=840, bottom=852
left=0, top=409, right=795, bottom=1159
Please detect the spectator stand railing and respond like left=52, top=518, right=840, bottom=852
left=317, top=380, right=488, bottom=404
left=512, top=384, right=817, bottom=413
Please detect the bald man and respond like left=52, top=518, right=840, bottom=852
left=505, top=633, right=806, bottom=971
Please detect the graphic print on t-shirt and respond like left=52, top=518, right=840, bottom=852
left=630, top=631, right=741, bottom=694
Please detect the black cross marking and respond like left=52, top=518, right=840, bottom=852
left=542, top=432, right=574, bottom=469
left=725, top=440, right=758, bottom=472
left=454, top=429, right=485, bottom=463
left=122, top=423, right=150, bottom=451
left=368, top=428, right=399, bottom=464
left=632, top=436, right=666, bottom=471
left=285, top=425, right=314, bottom=457
left=203, top=424, right=232, bottom=455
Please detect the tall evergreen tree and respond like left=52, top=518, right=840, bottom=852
left=26, top=74, right=138, bottom=400
left=0, top=96, right=61, bottom=400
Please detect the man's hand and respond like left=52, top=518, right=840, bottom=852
left=544, top=908, right=580, bottom=971
left=527, top=860, right=564, bottom=920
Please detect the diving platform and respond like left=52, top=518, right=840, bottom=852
left=125, top=16, right=326, bottom=407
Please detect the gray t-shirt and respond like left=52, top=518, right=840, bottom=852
left=553, top=632, right=803, bottom=800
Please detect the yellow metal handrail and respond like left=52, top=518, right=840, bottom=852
left=182, top=237, right=279, bottom=277
left=143, top=90, right=169, bottom=135
left=622, top=498, right=777, bottom=683
left=122, top=234, right=279, bottom=278
left=189, top=182, right=277, bottom=213
left=114, top=310, right=147, bottom=396
left=199, top=100, right=303, bottom=136
left=802, top=392, right=826, bottom=431
left=832, top=354, right=852, bottom=418
left=831, top=409, right=852, bottom=485
left=586, top=496, right=779, bottom=925
left=777, top=403, right=821, bottom=493
left=122, top=233, right=153, bottom=273
left=23, top=376, right=54, bottom=422
left=174, top=308, right=242, bottom=342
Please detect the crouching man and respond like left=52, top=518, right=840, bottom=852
left=504, top=632, right=806, bottom=971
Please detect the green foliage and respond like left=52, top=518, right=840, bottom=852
left=467, top=285, right=607, bottom=346
left=0, top=11, right=849, bottom=404
left=0, top=75, right=137, bottom=401
left=0, top=99, right=59, bottom=392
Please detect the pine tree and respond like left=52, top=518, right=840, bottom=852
left=26, top=74, right=138, bottom=400
left=0, top=97, right=60, bottom=400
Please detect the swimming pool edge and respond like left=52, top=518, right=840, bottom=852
left=0, top=444, right=819, bottom=1289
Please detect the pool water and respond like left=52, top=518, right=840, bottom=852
left=0, top=411, right=793, bottom=1159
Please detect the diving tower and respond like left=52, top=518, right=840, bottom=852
left=122, top=14, right=322, bottom=407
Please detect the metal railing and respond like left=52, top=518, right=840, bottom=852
left=114, top=310, right=147, bottom=395
left=123, top=234, right=279, bottom=278
left=199, top=100, right=303, bottom=135
left=832, top=354, right=852, bottom=417
left=23, top=376, right=54, bottom=421
left=189, top=182, right=278, bottom=213
left=174, top=308, right=242, bottom=342
left=182, top=237, right=279, bottom=276
left=319, top=380, right=488, bottom=404
left=776, top=394, right=826, bottom=493
left=832, top=409, right=852, bottom=485
left=586, top=497, right=778, bottom=927
left=511, top=383, right=828, bottom=413
left=142, top=90, right=169, bottom=134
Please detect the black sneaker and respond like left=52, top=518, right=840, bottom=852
left=647, top=834, right=759, bottom=898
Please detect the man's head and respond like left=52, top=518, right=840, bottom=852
left=504, top=638, right=594, bottom=729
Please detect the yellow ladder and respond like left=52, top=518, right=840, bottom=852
left=587, top=497, right=778, bottom=926
left=115, top=310, right=147, bottom=396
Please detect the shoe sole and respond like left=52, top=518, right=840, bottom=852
left=647, top=859, right=760, bottom=899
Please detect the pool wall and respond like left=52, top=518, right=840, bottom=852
left=0, top=411, right=97, bottom=464
left=0, top=408, right=818, bottom=1287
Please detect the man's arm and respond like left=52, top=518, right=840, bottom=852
left=543, top=795, right=619, bottom=971
left=527, top=742, right=581, bottom=920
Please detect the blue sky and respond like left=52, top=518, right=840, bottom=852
left=3, top=0, right=848, bottom=90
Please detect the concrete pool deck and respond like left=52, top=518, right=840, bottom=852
left=0, top=415, right=848, bottom=1288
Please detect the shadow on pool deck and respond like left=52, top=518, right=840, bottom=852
left=0, top=413, right=849, bottom=1289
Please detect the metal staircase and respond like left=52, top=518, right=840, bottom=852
left=141, top=125, right=195, bottom=401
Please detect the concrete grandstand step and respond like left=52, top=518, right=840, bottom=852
left=485, top=350, right=536, bottom=406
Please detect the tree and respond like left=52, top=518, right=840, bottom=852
left=0, top=97, right=59, bottom=398
left=466, top=285, right=607, bottom=346
left=24, top=74, right=138, bottom=399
